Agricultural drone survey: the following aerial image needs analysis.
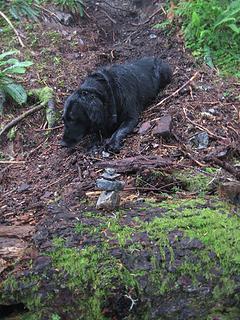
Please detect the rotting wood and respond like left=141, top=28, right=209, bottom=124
left=96, top=155, right=173, bottom=173
left=0, top=225, right=34, bottom=238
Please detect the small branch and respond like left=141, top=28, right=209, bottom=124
left=98, top=7, right=117, bottom=24
left=124, top=294, right=138, bottom=311
left=33, top=3, right=60, bottom=20
left=34, top=124, right=63, bottom=132
left=132, top=7, right=162, bottom=26
left=149, top=72, right=199, bottom=113
left=0, top=10, right=25, bottom=47
left=182, top=108, right=228, bottom=141
left=0, top=103, right=45, bottom=138
left=210, top=157, right=240, bottom=181
left=0, top=160, right=25, bottom=164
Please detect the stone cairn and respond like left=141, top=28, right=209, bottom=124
left=96, top=168, right=125, bottom=210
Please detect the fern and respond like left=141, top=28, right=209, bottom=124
left=0, top=50, right=33, bottom=114
left=166, top=0, right=240, bottom=77
left=0, top=0, right=39, bottom=21
left=53, top=0, right=84, bottom=17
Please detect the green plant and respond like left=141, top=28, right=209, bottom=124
left=53, top=0, right=84, bottom=17
left=0, top=0, right=39, bottom=21
left=158, top=0, right=240, bottom=77
left=0, top=50, right=33, bottom=113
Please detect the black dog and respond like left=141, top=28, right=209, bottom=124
left=61, top=57, right=172, bottom=152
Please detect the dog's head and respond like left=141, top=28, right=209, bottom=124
left=61, top=90, right=105, bottom=148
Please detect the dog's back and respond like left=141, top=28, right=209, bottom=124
left=103, top=57, right=172, bottom=114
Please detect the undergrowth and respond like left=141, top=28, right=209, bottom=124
left=158, top=0, right=240, bottom=77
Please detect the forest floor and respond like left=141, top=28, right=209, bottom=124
left=0, top=1, right=240, bottom=319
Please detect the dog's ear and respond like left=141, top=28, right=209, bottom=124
left=86, top=98, right=105, bottom=129
left=77, top=91, right=105, bottom=129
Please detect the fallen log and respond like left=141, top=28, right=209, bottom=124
left=96, top=155, right=173, bottom=173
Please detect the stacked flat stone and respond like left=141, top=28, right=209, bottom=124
left=96, top=168, right=125, bottom=210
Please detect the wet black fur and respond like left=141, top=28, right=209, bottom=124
left=61, top=57, right=172, bottom=152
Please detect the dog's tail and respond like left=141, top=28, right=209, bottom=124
left=156, top=59, right=173, bottom=89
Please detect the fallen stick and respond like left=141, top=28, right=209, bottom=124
left=0, top=11, right=25, bottom=47
left=148, top=71, right=199, bottom=112
left=34, top=124, right=63, bottom=132
left=182, top=107, right=228, bottom=141
left=0, top=160, right=25, bottom=164
left=211, top=157, right=240, bottom=181
left=132, top=7, right=162, bottom=26
left=0, top=103, right=45, bottom=138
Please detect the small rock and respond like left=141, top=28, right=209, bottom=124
left=96, top=178, right=125, bottom=191
left=190, top=132, right=209, bottom=149
left=101, top=168, right=120, bottom=180
left=201, top=112, right=215, bottom=120
left=135, top=198, right=145, bottom=204
left=138, top=121, right=151, bottom=135
left=208, top=108, right=219, bottom=115
left=96, top=191, right=120, bottom=210
left=55, top=10, right=74, bottom=26
left=197, top=84, right=212, bottom=91
left=152, top=115, right=172, bottom=138
left=219, top=182, right=240, bottom=205
left=102, top=151, right=110, bottom=158
left=17, top=183, right=30, bottom=192
left=149, top=34, right=157, bottom=39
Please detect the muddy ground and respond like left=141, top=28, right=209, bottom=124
left=0, top=0, right=240, bottom=319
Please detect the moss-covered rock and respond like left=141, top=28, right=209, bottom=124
left=1, top=197, right=240, bottom=319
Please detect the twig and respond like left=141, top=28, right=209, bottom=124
left=182, top=108, right=228, bottom=141
left=34, top=124, right=63, bottom=132
left=26, top=138, right=48, bottom=159
left=0, top=160, right=25, bottom=164
left=42, top=174, right=70, bottom=190
left=0, top=10, right=25, bottom=47
left=148, top=72, right=199, bottom=113
left=132, top=7, right=162, bottom=26
left=210, top=158, right=240, bottom=181
left=124, top=294, right=138, bottom=311
left=33, top=3, right=59, bottom=20
left=98, top=7, right=117, bottom=24
left=0, top=103, right=45, bottom=138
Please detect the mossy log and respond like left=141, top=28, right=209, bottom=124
left=0, top=198, right=240, bottom=319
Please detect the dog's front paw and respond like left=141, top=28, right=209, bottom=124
left=106, top=140, right=121, bottom=153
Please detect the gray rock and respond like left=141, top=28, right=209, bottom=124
left=152, top=115, right=172, bottom=138
left=55, top=10, right=74, bottom=26
left=96, top=178, right=125, bottom=191
left=17, top=183, right=31, bottom=192
left=96, top=191, right=120, bottom=210
left=149, top=34, right=157, bottom=39
left=190, top=132, right=209, bottom=149
left=101, top=168, right=120, bottom=181
left=102, top=151, right=110, bottom=158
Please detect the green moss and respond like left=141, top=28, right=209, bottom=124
left=29, top=86, right=54, bottom=105
left=173, top=168, right=218, bottom=194
left=1, top=197, right=239, bottom=319
left=49, top=240, right=138, bottom=320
